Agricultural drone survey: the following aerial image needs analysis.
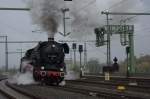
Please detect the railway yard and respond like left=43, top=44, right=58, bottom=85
left=1, top=0, right=150, bottom=99
left=0, top=75, right=150, bottom=99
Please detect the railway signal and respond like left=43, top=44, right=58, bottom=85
left=72, top=43, right=77, bottom=66
left=94, top=24, right=134, bottom=75
left=94, top=27, right=105, bottom=47
left=100, top=11, right=150, bottom=76
left=79, top=45, right=83, bottom=78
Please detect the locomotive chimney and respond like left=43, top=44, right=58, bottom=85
left=48, top=38, right=54, bottom=41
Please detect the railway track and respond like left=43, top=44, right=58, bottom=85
left=0, top=80, right=39, bottom=99
left=52, top=85, right=148, bottom=99
left=0, top=76, right=13, bottom=99
left=83, top=75, right=150, bottom=81
left=66, top=79, right=150, bottom=93
left=1, top=75, right=150, bottom=99
left=51, top=80, right=150, bottom=99
left=4, top=80, right=150, bottom=99
left=7, top=83, right=99, bottom=99
left=82, top=76, right=150, bottom=85
left=67, top=80, right=150, bottom=94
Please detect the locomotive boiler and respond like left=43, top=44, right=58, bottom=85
left=20, top=38, right=69, bottom=85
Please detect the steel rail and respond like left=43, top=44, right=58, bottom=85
left=6, top=82, right=41, bottom=99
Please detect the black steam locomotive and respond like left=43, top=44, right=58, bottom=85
left=20, top=38, right=69, bottom=85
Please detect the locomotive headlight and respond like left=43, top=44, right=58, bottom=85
left=41, top=66, right=45, bottom=70
left=52, top=44, right=55, bottom=48
left=60, top=68, right=64, bottom=71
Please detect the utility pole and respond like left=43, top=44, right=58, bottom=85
left=84, top=42, right=87, bottom=68
left=72, top=43, right=77, bottom=66
left=106, top=13, right=111, bottom=65
left=70, top=49, right=73, bottom=67
left=79, top=45, right=83, bottom=78
left=5, top=36, right=8, bottom=72
left=126, top=46, right=130, bottom=77
left=17, top=49, right=23, bottom=59
left=0, top=36, right=8, bottom=72
left=59, top=8, right=71, bottom=37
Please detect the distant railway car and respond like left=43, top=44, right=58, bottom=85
left=20, top=38, right=69, bottom=85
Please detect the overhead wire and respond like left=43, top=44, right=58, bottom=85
left=75, top=0, right=96, bottom=12
left=103, top=0, right=128, bottom=12
left=98, top=0, right=131, bottom=25
left=71, top=0, right=128, bottom=29
left=0, top=21, right=31, bottom=34
left=111, top=0, right=150, bottom=24
left=105, top=0, right=150, bottom=37
left=86, top=42, right=107, bottom=56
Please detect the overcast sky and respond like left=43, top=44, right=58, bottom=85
left=0, top=0, right=150, bottom=69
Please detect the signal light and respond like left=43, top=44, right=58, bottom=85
left=79, top=45, right=83, bottom=53
left=72, top=43, right=76, bottom=50
left=94, top=27, right=105, bottom=47
left=126, top=46, right=130, bottom=54
left=62, top=43, right=69, bottom=54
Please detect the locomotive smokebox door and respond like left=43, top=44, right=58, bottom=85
left=62, top=43, right=69, bottom=54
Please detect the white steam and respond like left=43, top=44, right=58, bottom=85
left=59, top=80, right=66, bottom=86
left=65, top=71, right=80, bottom=80
left=9, top=72, right=36, bottom=85
left=9, top=59, right=35, bottom=85
left=20, top=60, right=33, bottom=72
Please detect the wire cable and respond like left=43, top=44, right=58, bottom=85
left=103, top=0, right=128, bottom=11
left=75, top=0, right=96, bottom=12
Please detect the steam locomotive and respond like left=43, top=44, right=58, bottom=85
left=20, top=38, right=69, bottom=85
